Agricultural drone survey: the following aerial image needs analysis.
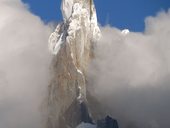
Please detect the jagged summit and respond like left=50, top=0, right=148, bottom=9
left=47, top=0, right=118, bottom=128
left=49, top=0, right=101, bottom=56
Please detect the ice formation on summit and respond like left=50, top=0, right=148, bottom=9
left=48, top=0, right=101, bottom=56
left=61, top=0, right=74, bottom=20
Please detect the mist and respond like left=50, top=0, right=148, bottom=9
left=0, top=0, right=52, bottom=128
left=88, top=9, right=170, bottom=128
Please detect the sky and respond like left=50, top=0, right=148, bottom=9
left=22, top=0, right=170, bottom=32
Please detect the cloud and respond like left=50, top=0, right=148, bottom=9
left=88, top=9, right=170, bottom=128
left=0, top=1, right=52, bottom=128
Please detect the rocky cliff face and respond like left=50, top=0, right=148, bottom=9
left=47, top=0, right=116, bottom=128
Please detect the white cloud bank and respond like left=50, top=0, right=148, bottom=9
left=0, top=0, right=52, bottom=128
left=89, top=9, right=170, bottom=128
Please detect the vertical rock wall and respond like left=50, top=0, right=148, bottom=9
left=47, top=0, right=101, bottom=128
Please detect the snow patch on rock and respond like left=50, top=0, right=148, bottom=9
left=76, top=123, right=96, bottom=128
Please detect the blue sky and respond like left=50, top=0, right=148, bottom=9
left=22, top=0, right=170, bottom=32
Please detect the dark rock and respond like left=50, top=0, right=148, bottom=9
left=80, top=102, right=93, bottom=124
left=97, top=116, right=119, bottom=128
left=58, top=99, right=93, bottom=128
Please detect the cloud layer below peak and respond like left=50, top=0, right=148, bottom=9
left=89, top=9, right=170, bottom=128
left=0, top=1, right=52, bottom=128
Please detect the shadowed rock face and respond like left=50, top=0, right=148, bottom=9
left=97, top=116, right=119, bottom=128
left=47, top=0, right=118, bottom=128
left=58, top=100, right=93, bottom=128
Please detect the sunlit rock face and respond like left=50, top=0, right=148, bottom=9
left=47, top=0, right=101, bottom=128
